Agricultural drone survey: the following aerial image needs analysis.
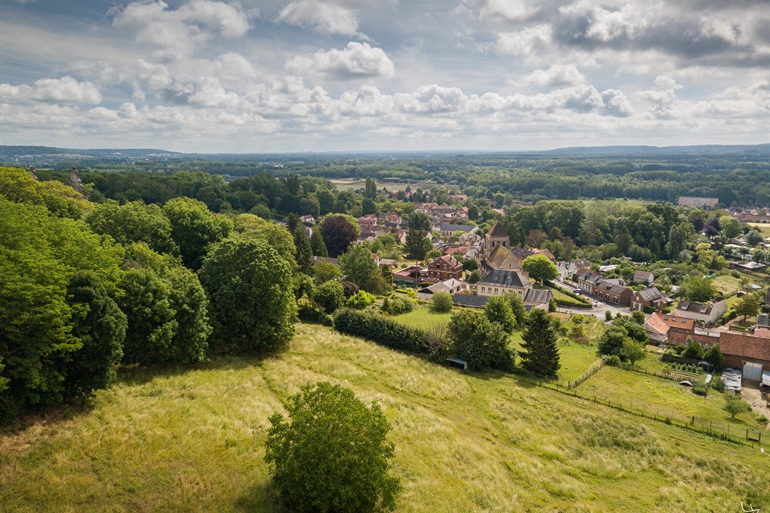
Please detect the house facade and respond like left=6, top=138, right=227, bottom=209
left=477, top=269, right=532, bottom=298
left=576, top=270, right=603, bottom=294
left=593, top=280, right=633, bottom=307
left=631, top=287, right=665, bottom=311
left=427, top=255, right=463, bottom=281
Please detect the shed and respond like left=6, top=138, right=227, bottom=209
left=446, top=358, right=467, bottom=370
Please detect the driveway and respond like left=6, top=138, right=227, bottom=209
left=741, top=381, right=770, bottom=431
left=554, top=279, right=630, bottom=321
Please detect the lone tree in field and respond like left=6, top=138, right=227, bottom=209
left=521, top=254, right=558, bottom=283
left=723, top=393, right=750, bottom=419
left=520, top=309, right=560, bottom=377
left=265, top=382, right=401, bottom=513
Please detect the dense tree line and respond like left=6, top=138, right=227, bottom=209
left=0, top=167, right=298, bottom=421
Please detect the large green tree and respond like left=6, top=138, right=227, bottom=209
left=86, top=200, right=178, bottom=255
left=405, top=228, right=431, bottom=260
left=408, top=211, right=432, bottom=232
left=199, top=237, right=296, bottom=353
left=483, top=296, right=517, bottom=333
left=163, top=197, right=232, bottom=270
left=310, top=229, right=328, bottom=257
left=519, top=309, right=560, bottom=377
left=265, top=382, right=400, bottom=513
left=62, top=271, right=127, bottom=399
left=448, top=310, right=514, bottom=371
left=682, top=277, right=716, bottom=303
left=339, top=244, right=388, bottom=295
left=502, top=292, right=527, bottom=330
left=320, top=215, right=358, bottom=258
left=521, top=254, right=558, bottom=283
left=0, top=199, right=123, bottom=418
left=735, top=293, right=760, bottom=321
left=293, top=224, right=313, bottom=275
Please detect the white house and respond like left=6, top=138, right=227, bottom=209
left=673, top=300, right=728, bottom=325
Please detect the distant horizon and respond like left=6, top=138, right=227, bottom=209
left=3, top=142, right=769, bottom=158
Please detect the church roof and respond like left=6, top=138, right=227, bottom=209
left=487, top=221, right=508, bottom=238
left=487, top=245, right=521, bottom=270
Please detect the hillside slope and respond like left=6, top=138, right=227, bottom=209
left=1, top=324, right=768, bottom=512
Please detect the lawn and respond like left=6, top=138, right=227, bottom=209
left=577, top=365, right=763, bottom=430
left=393, top=304, right=453, bottom=330
left=1, top=324, right=769, bottom=512
left=555, top=342, right=602, bottom=382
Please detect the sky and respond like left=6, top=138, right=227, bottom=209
left=0, top=0, right=768, bottom=153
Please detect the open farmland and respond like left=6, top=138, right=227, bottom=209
left=2, top=324, right=768, bottom=512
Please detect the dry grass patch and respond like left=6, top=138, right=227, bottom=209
left=1, top=324, right=769, bottom=512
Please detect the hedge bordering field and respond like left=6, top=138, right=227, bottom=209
left=333, top=308, right=426, bottom=353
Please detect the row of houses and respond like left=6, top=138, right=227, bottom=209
left=646, top=312, right=770, bottom=377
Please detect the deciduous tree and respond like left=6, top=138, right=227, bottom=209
left=265, top=382, right=400, bottom=513
left=163, top=197, right=232, bottom=270
left=320, top=215, right=358, bottom=258
left=199, top=237, right=296, bottom=354
left=521, top=254, right=558, bottom=283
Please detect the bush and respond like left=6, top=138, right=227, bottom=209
left=681, top=337, right=704, bottom=359
left=333, top=309, right=426, bottom=353
left=313, top=280, right=346, bottom=314
left=605, top=310, right=613, bottom=321
left=703, top=343, right=725, bottom=372
left=431, top=291, right=453, bottom=313
left=386, top=296, right=414, bottom=315
left=631, top=310, right=646, bottom=324
left=297, top=295, right=325, bottom=322
left=346, top=290, right=376, bottom=310
left=692, top=385, right=708, bottom=396
left=755, top=412, right=769, bottom=426
left=642, top=305, right=655, bottom=314
left=603, top=355, right=621, bottom=366
left=265, top=382, right=401, bottom=513
left=711, top=377, right=725, bottom=392
left=423, top=322, right=451, bottom=363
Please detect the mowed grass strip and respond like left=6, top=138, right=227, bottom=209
left=0, top=324, right=768, bottom=512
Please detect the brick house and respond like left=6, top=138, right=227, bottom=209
left=631, top=287, right=665, bottom=311
left=593, top=280, right=633, bottom=307
left=645, top=313, right=695, bottom=344
left=719, top=332, right=770, bottom=378
left=427, top=255, right=463, bottom=281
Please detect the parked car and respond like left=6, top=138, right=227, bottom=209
left=593, top=301, right=600, bottom=307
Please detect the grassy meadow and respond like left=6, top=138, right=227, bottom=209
left=2, top=324, right=769, bottom=512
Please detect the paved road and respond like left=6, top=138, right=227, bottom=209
left=553, top=279, right=631, bottom=321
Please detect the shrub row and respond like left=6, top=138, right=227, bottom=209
left=333, top=309, right=426, bottom=353
left=546, top=281, right=591, bottom=304
left=556, top=297, right=592, bottom=308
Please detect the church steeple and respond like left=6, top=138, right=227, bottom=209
left=484, top=221, right=509, bottom=259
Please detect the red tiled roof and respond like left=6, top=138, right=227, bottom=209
left=719, top=332, right=770, bottom=362
left=648, top=312, right=694, bottom=332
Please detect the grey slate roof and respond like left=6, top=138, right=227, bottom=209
left=453, top=294, right=489, bottom=308
left=524, top=288, right=552, bottom=305
left=757, top=313, right=769, bottom=328
left=478, top=269, right=532, bottom=288
left=677, top=300, right=712, bottom=314
left=634, top=287, right=664, bottom=301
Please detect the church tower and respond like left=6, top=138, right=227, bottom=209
left=484, top=221, right=510, bottom=259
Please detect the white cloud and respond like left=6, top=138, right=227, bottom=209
left=478, top=0, right=535, bottom=21
left=0, top=76, right=101, bottom=104
left=523, top=65, right=586, bottom=88
left=113, top=0, right=250, bottom=52
left=277, top=0, right=360, bottom=35
left=495, top=25, right=551, bottom=56
left=286, top=42, right=394, bottom=80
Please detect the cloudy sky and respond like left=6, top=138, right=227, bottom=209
left=1, top=0, right=768, bottom=152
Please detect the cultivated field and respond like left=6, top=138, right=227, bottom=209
left=1, top=324, right=768, bottom=512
